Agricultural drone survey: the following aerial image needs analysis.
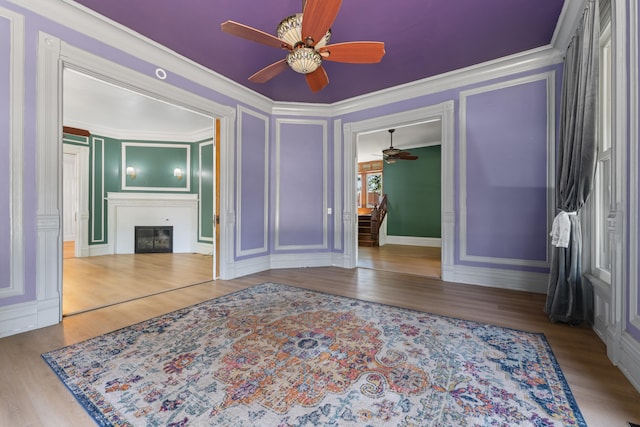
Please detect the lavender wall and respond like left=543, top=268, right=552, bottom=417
left=238, top=112, right=268, bottom=255
left=463, top=79, right=549, bottom=262
left=275, top=121, right=326, bottom=249
left=0, top=16, right=10, bottom=289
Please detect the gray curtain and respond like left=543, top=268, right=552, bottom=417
left=545, top=0, right=599, bottom=325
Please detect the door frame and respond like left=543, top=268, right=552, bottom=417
left=36, top=32, right=236, bottom=323
left=62, top=143, right=90, bottom=258
left=343, top=102, right=456, bottom=281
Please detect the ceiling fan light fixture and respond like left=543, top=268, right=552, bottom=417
left=382, top=147, right=401, bottom=157
left=277, top=14, right=303, bottom=46
left=385, top=157, right=397, bottom=164
left=287, top=47, right=322, bottom=74
left=277, top=13, right=331, bottom=48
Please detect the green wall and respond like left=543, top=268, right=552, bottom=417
left=384, top=145, right=441, bottom=238
left=198, top=142, right=214, bottom=242
left=64, top=133, right=213, bottom=247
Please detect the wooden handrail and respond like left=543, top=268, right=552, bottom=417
left=370, top=194, right=387, bottom=241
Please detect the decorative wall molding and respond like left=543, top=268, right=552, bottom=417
left=198, top=140, right=214, bottom=244
left=629, top=0, right=640, bottom=333
left=274, top=118, right=328, bottom=251
left=121, top=142, right=191, bottom=192
left=0, top=6, right=25, bottom=299
left=90, top=137, right=105, bottom=243
left=459, top=72, right=555, bottom=269
left=333, top=119, right=343, bottom=251
left=34, top=31, right=62, bottom=329
left=236, top=106, right=269, bottom=257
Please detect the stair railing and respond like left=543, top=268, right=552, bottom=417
left=370, top=194, right=387, bottom=244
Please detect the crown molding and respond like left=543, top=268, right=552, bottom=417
left=271, top=102, right=334, bottom=117
left=272, top=45, right=563, bottom=117
left=64, top=119, right=213, bottom=142
left=550, top=0, right=587, bottom=52
left=8, top=0, right=274, bottom=114
left=328, top=45, right=563, bottom=117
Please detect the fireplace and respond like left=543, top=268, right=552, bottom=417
left=134, top=226, right=173, bottom=253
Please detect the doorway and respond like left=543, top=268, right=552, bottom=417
left=347, top=102, right=456, bottom=280
left=62, top=69, right=218, bottom=315
left=355, top=122, right=442, bottom=278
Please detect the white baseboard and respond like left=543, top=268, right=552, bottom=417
left=0, top=297, right=59, bottom=339
left=619, top=332, right=640, bottom=394
left=194, top=242, right=213, bottom=255
left=232, top=256, right=272, bottom=278
left=230, top=252, right=350, bottom=279
left=269, top=253, right=338, bottom=270
left=0, top=301, right=37, bottom=338
left=442, top=264, right=548, bottom=294
left=88, top=244, right=111, bottom=256
left=384, top=236, right=442, bottom=247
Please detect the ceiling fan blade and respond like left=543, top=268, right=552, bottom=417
left=305, top=66, right=329, bottom=93
left=221, top=21, right=292, bottom=50
left=248, top=59, right=289, bottom=83
left=397, top=151, right=418, bottom=160
left=302, top=0, right=342, bottom=47
left=319, top=42, right=386, bottom=63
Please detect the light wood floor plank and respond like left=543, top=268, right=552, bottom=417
left=63, top=253, right=213, bottom=314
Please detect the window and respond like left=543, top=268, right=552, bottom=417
left=591, top=19, right=612, bottom=283
left=357, top=160, right=383, bottom=209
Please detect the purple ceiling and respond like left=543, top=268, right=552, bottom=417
left=71, top=0, right=565, bottom=103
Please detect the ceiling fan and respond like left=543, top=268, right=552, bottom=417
left=383, top=129, right=418, bottom=164
left=220, top=0, right=385, bottom=93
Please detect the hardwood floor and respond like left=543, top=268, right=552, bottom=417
left=63, top=253, right=213, bottom=315
left=358, top=244, right=441, bottom=278
left=1, top=264, right=639, bottom=426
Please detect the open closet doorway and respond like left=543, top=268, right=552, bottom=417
left=356, top=121, right=443, bottom=278
left=62, top=69, right=218, bottom=315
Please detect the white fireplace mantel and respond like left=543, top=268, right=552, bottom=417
left=106, top=192, right=199, bottom=254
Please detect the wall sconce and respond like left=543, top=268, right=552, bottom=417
left=126, top=166, right=136, bottom=179
left=173, top=167, right=183, bottom=180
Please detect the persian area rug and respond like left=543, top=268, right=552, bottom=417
left=43, top=283, right=586, bottom=426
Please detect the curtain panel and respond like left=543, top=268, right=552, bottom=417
left=545, top=0, right=600, bottom=325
